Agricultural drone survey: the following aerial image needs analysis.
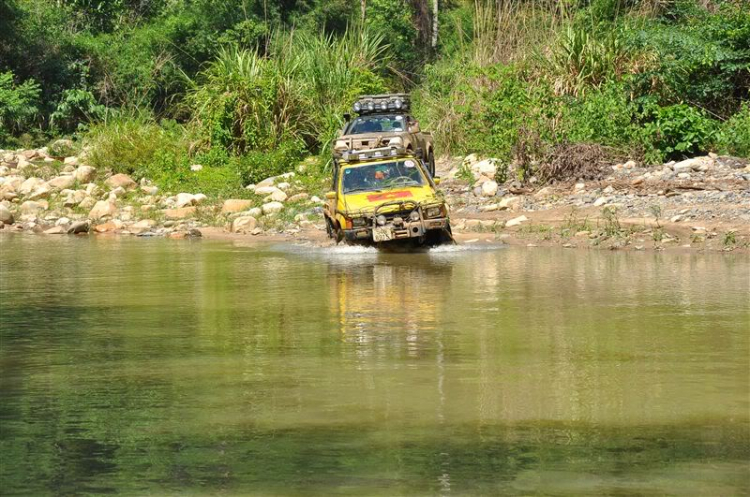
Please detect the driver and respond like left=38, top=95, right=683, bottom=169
left=373, top=165, right=390, bottom=183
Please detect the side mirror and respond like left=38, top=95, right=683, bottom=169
left=433, top=177, right=441, bottom=185
left=409, top=123, right=421, bottom=133
left=325, top=191, right=336, bottom=200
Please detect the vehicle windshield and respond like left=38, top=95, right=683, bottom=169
left=346, top=115, right=406, bottom=134
left=342, top=160, right=426, bottom=194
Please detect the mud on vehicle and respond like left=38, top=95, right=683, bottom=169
left=323, top=147, right=451, bottom=247
left=333, top=94, right=436, bottom=177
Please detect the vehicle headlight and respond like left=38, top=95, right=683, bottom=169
left=367, top=102, right=375, bottom=111
left=352, top=217, right=367, bottom=228
left=376, top=215, right=386, bottom=226
left=381, top=102, right=388, bottom=111
left=409, top=211, right=420, bottom=222
left=353, top=102, right=361, bottom=112
left=394, top=99, right=402, bottom=109
left=425, top=207, right=443, bottom=219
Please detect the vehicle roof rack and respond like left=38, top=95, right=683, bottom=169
left=340, top=146, right=414, bottom=164
left=352, top=94, right=410, bottom=115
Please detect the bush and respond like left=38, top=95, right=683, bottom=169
left=717, top=103, right=750, bottom=157
left=0, top=71, right=41, bottom=145
left=642, top=103, right=718, bottom=160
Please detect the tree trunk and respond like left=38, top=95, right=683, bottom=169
left=431, top=0, right=438, bottom=48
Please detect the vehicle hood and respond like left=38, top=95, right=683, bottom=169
left=340, top=185, right=441, bottom=215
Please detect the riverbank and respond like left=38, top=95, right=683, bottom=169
left=1, top=146, right=748, bottom=253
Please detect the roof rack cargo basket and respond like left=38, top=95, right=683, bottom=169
left=352, top=94, right=410, bottom=115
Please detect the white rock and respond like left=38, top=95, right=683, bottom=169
left=74, top=166, right=96, bottom=183
left=593, top=197, right=610, bottom=207
left=18, top=177, right=45, bottom=195
left=190, top=164, right=203, bottom=172
left=175, top=193, right=197, bottom=208
left=247, top=207, right=262, bottom=218
left=673, top=157, right=712, bottom=173
left=55, top=217, right=71, bottom=226
left=140, top=185, right=158, bottom=195
left=505, top=215, right=528, bottom=227
left=0, top=204, right=13, bottom=224
left=47, top=175, right=76, bottom=190
left=262, top=202, right=284, bottom=215
left=270, top=189, right=288, bottom=202
left=472, top=159, right=499, bottom=178
left=110, top=187, right=127, bottom=198
left=63, top=156, right=79, bottom=166
left=254, top=186, right=280, bottom=196
left=89, top=200, right=117, bottom=219
left=105, top=173, right=137, bottom=190
left=222, top=199, right=254, bottom=214
left=276, top=182, right=291, bottom=191
left=481, top=180, right=498, bottom=197
left=20, top=200, right=47, bottom=214
left=231, top=216, right=257, bottom=233
left=574, top=182, right=586, bottom=191
left=311, top=196, right=323, bottom=204
left=499, top=196, right=521, bottom=210
left=603, top=185, right=615, bottom=194
left=624, top=160, right=637, bottom=169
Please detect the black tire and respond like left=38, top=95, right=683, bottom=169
left=427, top=150, right=436, bottom=177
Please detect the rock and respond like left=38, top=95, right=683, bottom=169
left=28, top=185, right=52, bottom=200
left=472, top=159, right=498, bottom=178
left=94, top=221, right=118, bottom=233
left=130, top=219, right=156, bottom=234
left=55, top=217, right=71, bottom=226
left=480, top=204, right=499, bottom=212
left=78, top=197, right=96, bottom=210
left=255, top=185, right=281, bottom=196
left=222, top=199, right=254, bottom=214
left=499, top=196, right=521, bottom=210
left=677, top=172, right=691, bottom=180
left=110, top=186, right=127, bottom=198
left=505, top=215, right=528, bottom=227
left=140, top=185, right=159, bottom=195
left=262, top=202, right=284, bottom=215
left=89, top=200, right=118, bottom=219
left=47, top=175, right=76, bottom=190
left=593, top=197, right=610, bottom=207
left=574, top=182, right=586, bottom=191
left=462, top=154, right=479, bottom=167
left=670, top=215, right=683, bottom=223
left=535, top=187, right=554, bottom=198
left=18, top=177, right=45, bottom=195
left=270, top=189, right=288, bottom=202
left=63, top=156, right=79, bottom=166
left=287, top=193, right=309, bottom=203
left=74, top=166, right=96, bottom=183
left=63, top=190, right=87, bottom=207
left=0, top=204, right=13, bottom=224
left=673, top=157, right=712, bottom=173
left=67, top=221, right=89, bottom=234
left=20, top=200, right=47, bottom=214
left=250, top=227, right=263, bottom=236
left=21, top=150, right=38, bottom=160
left=624, top=160, right=637, bottom=169
left=481, top=180, right=498, bottom=197
left=311, top=196, right=323, bottom=204
left=190, top=164, right=203, bottom=172
left=44, top=226, right=66, bottom=235
left=105, top=173, right=137, bottom=190
left=631, top=177, right=644, bottom=186
left=164, top=206, right=196, bottom=219
left=276, top=182, right=291, bottom=191
left=175, top=192, right=199, bottom=208
left=231, top=216, right=258, bottom=233
left=247, top=207, right=262, bottom=218
left=603, top=185, right=615, bottom=194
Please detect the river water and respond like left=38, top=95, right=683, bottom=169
left=0, top=235, right=748, bottom=495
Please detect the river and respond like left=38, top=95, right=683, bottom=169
left=0, top=235, right=748, bottom=495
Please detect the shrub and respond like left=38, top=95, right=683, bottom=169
left=50, top=89, right=107, bottom=133
left=717, top=103, right=750, bottom=157
left=642, top=103, right=718, bottom=160
left=0, top=71, right=41, bottom=144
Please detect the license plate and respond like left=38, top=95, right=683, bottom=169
left=372, top=226, right=394, bottom=242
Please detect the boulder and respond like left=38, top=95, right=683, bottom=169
left=93, top=221, right=118, bottom=233
left=18, top=177, right=45, bottom=195
left=78, top=197, right=96, bottom=210
left=16, top=158, right=32, bottom=171
left=287, top=193, right=309, bottom=203
left=89, top=200, right=118, bottom=219
left=74, top=166, right=96, bottom=183
left=262, top=202, right=284, bottom=215
left=0, top=204, right=13, bottom=225
left=129, top=219, right=156, bottom=234
left=673, top=157, right=712, bottom=173
left=67, top=221, right=90, bottom=234
left=472, top=159, right=498, bottom=178
left=481, top=180, right=498, bottom=197
left=276, top=182, right=291, bottom=191
left=63, top=156, right=79, bottom=166
left=505, top=215, right=529, bottom=227
left=28, top=185, right=52, bottom=200
left=221, top=199, right=254, bottom=214
left=164, top=206, right=196, bottom=219
left=254, top=185, right=281, bottom=196
left=105, top=173, right=137, bottom=190
left=47, top=175, right=77, bottom=190
left=174, top=193, right=198, bottom=208
left=499, top=196, right=521, bottom=210
left=20, top=200, right=47, bottom=214
left=247, top=207, right=263, bottom=218
left=270, top=189, right=288, bottom=202
left=231, top=216, right=258, bottom=233
left=190, top=164, right=203, bottom=172
left=44, top=226, right=66, bottom=235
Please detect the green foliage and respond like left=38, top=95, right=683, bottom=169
left=642, top=103, right=718, bottom=160
left=0, top=71, right=41, bottom=145
left=50, top=89, right=107, bottom=133
left=716, top=102, right=750, bottom=157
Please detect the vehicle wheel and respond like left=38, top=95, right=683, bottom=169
left=427, top=150, right=436, bottom=177
left=325, top=218, right=336, bottom=239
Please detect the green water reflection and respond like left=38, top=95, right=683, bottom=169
left=1, top=235, right=748, bottom=495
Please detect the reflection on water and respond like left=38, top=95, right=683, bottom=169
left=1, top=235, right=748, bottom=495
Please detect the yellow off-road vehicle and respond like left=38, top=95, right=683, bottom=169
left=323, top=148, right=452, bottom=246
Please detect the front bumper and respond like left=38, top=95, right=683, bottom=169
left=344, top=217, right=449, bottom=242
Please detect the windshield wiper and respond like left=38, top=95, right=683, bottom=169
left=345, top=187, right=382, bottom=194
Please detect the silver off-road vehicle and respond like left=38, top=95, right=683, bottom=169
left=333, top=94, right=436, bottom=176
